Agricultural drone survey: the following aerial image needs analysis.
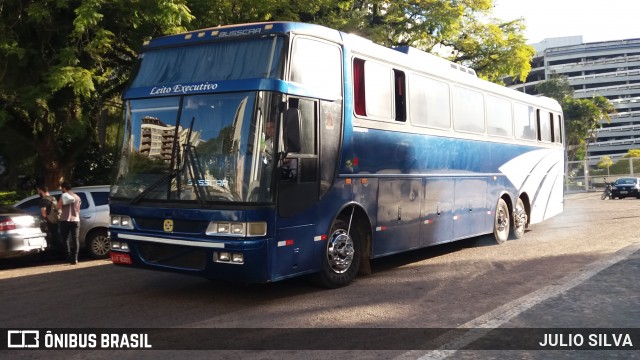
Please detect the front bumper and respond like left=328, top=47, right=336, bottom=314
left=110, top=232, right=270, bottom=283
left=611, top=187, right=640, bottom=197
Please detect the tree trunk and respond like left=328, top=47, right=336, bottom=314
left=34, top=133, right=66, bottom=190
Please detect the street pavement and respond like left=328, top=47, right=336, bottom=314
left=397, top=191, right=640, bottom=359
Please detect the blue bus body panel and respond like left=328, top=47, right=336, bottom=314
left=338, top=128, right=563, bottom=257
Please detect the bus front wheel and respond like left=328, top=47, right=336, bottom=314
left=313, top=218, right=362, bottom=288
left=493, top=199, right=510, bottom=245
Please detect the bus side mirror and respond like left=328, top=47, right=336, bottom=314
left=284, top=108, right=301, bottom=154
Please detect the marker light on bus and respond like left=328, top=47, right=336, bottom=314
left=206, top=222, right=267, bottom=237
left=213, top=251, right=244, bottom=264
left=111, top=215, right=133, bottom=229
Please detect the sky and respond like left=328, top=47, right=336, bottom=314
left=491, top=0, right=640, bottom=44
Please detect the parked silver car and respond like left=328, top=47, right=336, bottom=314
left=0, top=204, right=48, bottom=259
left=14, top=185, right=110, bottom=258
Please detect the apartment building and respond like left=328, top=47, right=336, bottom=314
left=507, top=36, right=640, bottom=160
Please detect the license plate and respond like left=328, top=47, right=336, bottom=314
left=620, top=191, right=628, bottom=194
left=111, top=252, right=132, bottom=265
left=28, top=237, right=45, bottom=246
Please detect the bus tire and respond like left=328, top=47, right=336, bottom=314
left=493, top=198, right=510, bottom=245
left=313, top=218, right=362, bottom=288
left=511, top=198, right=527, bottom=239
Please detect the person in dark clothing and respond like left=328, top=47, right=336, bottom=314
left=36, top=185, right=60, bottom=251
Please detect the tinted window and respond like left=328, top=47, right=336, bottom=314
left=452, top=86, right=485, bottom=133
left=76, top=193, right=89, bottom=210
left=15, top=197, right=42, bottom=215
left=486, top=95, right=513, bottom=137
left=91, top=191, right=110, bottom=206
left=290, top=37, right=341, bottom=98
left=409, top=75, right=451, bottom=129
left=514, top=103, right=537, bottom=140
left=364, top=61, right=393, bottom=120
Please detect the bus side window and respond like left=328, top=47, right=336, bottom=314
left=555, top=114, right=563, bottom=143
left=354, top=58, right=366, bottom=116
left=394, top=69, right=406, bottom=122
left=515, top=103, right=537, bottom=141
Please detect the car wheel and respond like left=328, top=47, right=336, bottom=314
left=493, top=198, right=510, bottom=245
left=86, top=229, right=110, bottom=259
left=312, top=217, right=362, bottom=288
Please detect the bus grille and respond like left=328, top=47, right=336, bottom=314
left=135, top=218, right=209, bottom=234
left=138, top=242, right=207, bottom=270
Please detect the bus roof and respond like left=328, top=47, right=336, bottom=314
left=137, top=21, right=561, bottom=112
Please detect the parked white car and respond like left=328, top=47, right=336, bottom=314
left=14, top=185, right=110, bottom=258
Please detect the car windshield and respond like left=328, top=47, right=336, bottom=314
left=111, top=91, right=282, bottom=205
left=615, top=178, right=636, bottom=185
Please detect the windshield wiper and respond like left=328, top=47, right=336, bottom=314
left=181, top=116, right=208, bottom=208
left=129, top=168, right=179, bottom=205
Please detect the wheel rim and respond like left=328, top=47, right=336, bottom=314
left=326, top=229, right=354, bottom=274
left=91, top=235, right=110, bottom=256
left=496, top=206, right=509, bottom=238
left=514, top=204, right=527, bottom=234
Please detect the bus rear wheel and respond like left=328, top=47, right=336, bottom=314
left=511, top=198, right=527, bottom=239
left=493, top=199, right=510, bottom=245
left=313, top=218, right=362, bottom=288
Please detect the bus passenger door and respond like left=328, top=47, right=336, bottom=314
left=421, top=179, right=454, bottom=245
left=274, top=97, right=318, bottom=278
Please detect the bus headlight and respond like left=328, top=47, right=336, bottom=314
left=111, top=215, right=133, bottom=229
left=206, top=222, right=266, bottom=237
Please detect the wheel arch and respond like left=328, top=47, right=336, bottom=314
left=84, top=226, right=108, bottom=247
left=331, top=202, right=373, bottom=275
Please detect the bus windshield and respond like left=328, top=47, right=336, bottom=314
left=111, top=92, right=282, bottom=204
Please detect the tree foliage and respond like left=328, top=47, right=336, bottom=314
left=625, top=149, right=640, bottom=158
left=187, top=0, right=534, bottom=82
left=535, top=76, right=615, bottom=163
left=0, top=0, right=534, bottom=189
left=0, top=0, right=193, bottom=189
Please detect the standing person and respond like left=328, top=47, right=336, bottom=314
left=57, top=181, right=81, bottom=265
left=37, top=185, right=60, bottom=251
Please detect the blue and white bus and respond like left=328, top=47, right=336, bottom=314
left=109, top=22, right=564, bottom=288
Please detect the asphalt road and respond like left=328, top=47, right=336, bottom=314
left=1, top=191, right=638, bottom=359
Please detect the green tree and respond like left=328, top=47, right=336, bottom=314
left=0, top=0, right=193, bottom=190
left=626, top=149, right=640, bottom=158
left=597, top=155, right=614, bottom=176
left=535, top=76, right=615, bottom=162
